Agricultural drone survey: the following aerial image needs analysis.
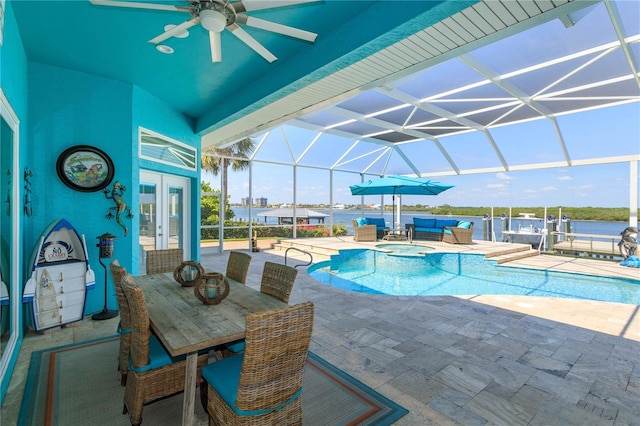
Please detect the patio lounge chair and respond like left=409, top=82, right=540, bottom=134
left=352, top=219, right=377, bottom=242
left=442, top=221, right=474, bottom=244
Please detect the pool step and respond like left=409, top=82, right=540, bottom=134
left=490, top=249, right=540, bottom=264
left=267, top=240, right=340, bottom=260
left=483, top=244, right=533, bottom=259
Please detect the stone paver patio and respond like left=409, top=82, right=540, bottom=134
left=3, top=238, right=639, bottom=425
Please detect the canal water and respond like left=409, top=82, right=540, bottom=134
left=231, top=207, right=630, bottom=241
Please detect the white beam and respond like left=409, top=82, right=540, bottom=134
left=630, top=160, right=638, bottom=227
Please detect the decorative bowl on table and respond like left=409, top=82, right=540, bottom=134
left=195, top=272, right=230, bottom=305
left=174, top=261, right=205, bottom=287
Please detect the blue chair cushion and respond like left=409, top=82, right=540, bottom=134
left=117, top=321, right=131, bottom=335
left=415, top=227, right=441, bottom=233
left=444, top=229, right=452, bottom=235
left=202, top=354, right=303, bottom=417
left=130, top=335, right=175, bottom=373
left=225, top=339, right=245, bottom=353
left=355, top=217, right=367, bottom=227
left=457, top=221, right=472, bottom=229
left=413, top=218, right=436, bottom=228
left=435, top=219, right=458, bottom=229
left=128, top=336, right=209, bottom=373
left=365, top=217, right=386, bottom=229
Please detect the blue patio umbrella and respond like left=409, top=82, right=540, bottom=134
left=350, top=175, right=454, bottom=228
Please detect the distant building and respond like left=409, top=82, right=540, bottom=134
left=242, top=197, right=268, bottom=207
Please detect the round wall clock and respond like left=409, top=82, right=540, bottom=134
left=56, top=145, right=115, bottom=192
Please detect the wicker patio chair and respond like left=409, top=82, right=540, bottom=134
left=260, top=261, right=298, bottom=304
left=201, top=301, right=315, bottom=426
left=145, top=248, right=183, bottom=275
left=226, top=251, right=252, bottom=284
left=352, top=219, right=377, bottom=242
left=221, top=262, right=298, bottom=356
left=442, top=222, right=474, bottom=244
left=120, top=274, right=208, bottom=426
left=109, top=259, right=130, bottom=386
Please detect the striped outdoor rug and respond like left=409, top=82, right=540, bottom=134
left=18, top=336, right=407, bottom=425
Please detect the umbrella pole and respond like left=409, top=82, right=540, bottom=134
left=392, top=195, right=395, bottom=229
left=396, top=195, right=401, bottom=231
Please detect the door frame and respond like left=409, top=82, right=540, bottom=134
left=0, top=88, right=20, bottom=399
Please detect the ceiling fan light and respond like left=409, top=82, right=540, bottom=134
left=156, top=44, right=174, bottom=54
left=200, top=9, right=227, bottom=33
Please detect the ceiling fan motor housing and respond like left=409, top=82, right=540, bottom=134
left=199, top=0, right=236, bottom=31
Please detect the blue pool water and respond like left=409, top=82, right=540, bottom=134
left=375, top=243, right=434, bottom=255
left=308, top=250, right=640, bottom=305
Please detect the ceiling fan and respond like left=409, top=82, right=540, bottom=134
left=89, top=0, right=320, bottom=63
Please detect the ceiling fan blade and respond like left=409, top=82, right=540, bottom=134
left=89, top=0, right=187, bottom=12
left=234, top=0, right=321, bottom=13
left=227, top=24, right=277, bottom=63
left=210, top=31, right=222, bottom=63
left=148, top=18, right=198, bottom=44
left=237, top=15, right=317, bottom=42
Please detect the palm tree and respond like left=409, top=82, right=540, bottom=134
left=201, top=137, right=255, bottom=222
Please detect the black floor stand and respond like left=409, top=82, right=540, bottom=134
left=92, top=257, right=119, bottom=320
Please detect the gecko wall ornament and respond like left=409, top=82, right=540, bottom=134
left=103, top=181, right=133, bottom=236
left=24, top=167, right=32, bottom=217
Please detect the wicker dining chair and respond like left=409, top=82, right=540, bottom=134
left=225, top=251, right=252, bottom=284
left=201, top=301, right=314, bottom=425
left=109, top=259, right=130, bottom=386
left=221, top=262, right=299, bottom=357
left=259, top=261, right=298, bottom=304
left=145, top=248, right=184, bottom=275
left=120, top=274, right=208, bottom=426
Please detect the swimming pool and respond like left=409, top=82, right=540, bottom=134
left=308, top=250, right=640, bottom=305
left=375, top=243, right=434, bottom=255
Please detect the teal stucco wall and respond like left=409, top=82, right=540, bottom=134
left=1, top=2, right=201, bottom=402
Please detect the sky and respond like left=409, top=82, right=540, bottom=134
left=202, top=102, right=639, bottom=209
left=202, top=0, right=639, bottom=210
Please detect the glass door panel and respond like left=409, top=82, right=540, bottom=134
left=139, top=171, right=190, bottom=273
left=168, top=186, right=183, bottom=249
left=139, top=181, right=157, bottom=251
left=0, top=113, right=12, bottom=360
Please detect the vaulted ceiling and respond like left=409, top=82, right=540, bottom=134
left=12, top=0, right=476, bottom=140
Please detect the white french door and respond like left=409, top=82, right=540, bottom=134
left=139, top=171, right=191, bottom=272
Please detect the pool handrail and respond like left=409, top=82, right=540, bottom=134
left=284, top=247, right=313, bottom=268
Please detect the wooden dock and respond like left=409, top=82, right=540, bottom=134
left=550, top=232, right=621, bottom=260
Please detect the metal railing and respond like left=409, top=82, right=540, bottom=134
left=548, top=231, right=620, bottom=258
left=284, top=247, right=313, bottom=268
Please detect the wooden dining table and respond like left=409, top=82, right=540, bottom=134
left=133, top=272, right=287, bottom=426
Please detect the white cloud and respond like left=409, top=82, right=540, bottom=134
left=496, top=173, right=512, bottom=180
left=487, top=183, right=506, bottom=189
left=557, top=175, right=572, bottom=181
left=540, top=186, right=557, bottom=192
